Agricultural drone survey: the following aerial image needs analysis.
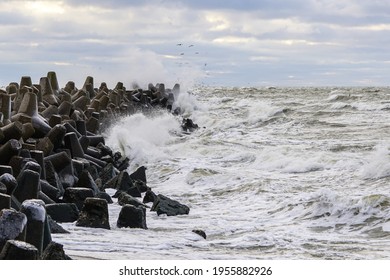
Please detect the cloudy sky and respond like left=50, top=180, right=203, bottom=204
left=1, top=0, right=390, bottom=88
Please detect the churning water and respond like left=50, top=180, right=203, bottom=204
left=53, top=87, right=390, bottom=259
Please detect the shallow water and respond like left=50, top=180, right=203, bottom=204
left=53, top=86, right=390, bottom=259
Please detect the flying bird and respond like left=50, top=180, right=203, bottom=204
left=177, top=43, right=182, bottom=46
left=188, top=44, right=194, bottom=47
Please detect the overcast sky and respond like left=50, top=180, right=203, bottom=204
left=1, top=0, right=390, bottom=88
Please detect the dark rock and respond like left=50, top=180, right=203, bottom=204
left=63, top=187, right=94, bottom=210
left=0, top=139, right=22, bottom=165
left=116, top=171, right=134, bottom=192
left=116, top=157, right=130, bottom=171
left=96, top=191, right=113, bottom=204
left=14, top=169, right=41, bottom=203
left=0, top=240, right=39, bottom=260
left=35, top=137, right=54, bottom=157
left=42, top=241, right=71, bottom=260
left=84, top=154, right=106, bottom=169
left=46, top=203, right=79, bottom=223
left=99, top=163, right=117, bottom=186
left=44, top=160, right=64, bottom=197
left=86, top=135, right=105, bottom=147
left=0, top=209, right=27, bottom=252
left=76, top=120, right=87, bottom=136
left=38, top=191, right=55, bottom=205
left=30, top=150, right=46, bottom=180
left=0, top=182, right=7, bottom=194
left=103, top=173, right=119, bottom=190
left=0, top=193, right=11, bottom=210
left=79, top=135, right=90, bottom=152
left=117, top=192, right=148, bottom=208
left=64, top=132, right=85, bottom=158
left=87, top=164, right=99, bottom=180
left=20, top=160, right=41, bottom=176
left=46, top=124, right=67, bottom=150
left=96, top=142, right=113, bottom=157
left=134, top=180, right=149, bottom=193
left=44, top=151, right=72, bottom=173
left=47, top=215, right=70, bottom=234
left=100, top=155, right=114, bottom=164
left=20, top=199, right=46, bottom=253
left=143, top=189, right=157, bottom=204
left=0, top=173, right=17, bottom=195
left=40, top=180, right=61, bottom=202
left=0, top=165, right=13, bottom=176
left=71, top=158, right=89, bottom=177
left=76, top=170, right=99, bottom=195
left=0, top=122, right=23, bottom=145
left=129, top=166, right=147, bottom=183
left=58, top=162, right=77, bottom=189
left=8, top=156, right=33, bottom=179
left=86, top=146, right=102, bottom=159
left=192, top=229, right=207, bottom=239
left=181, top=118, right=199, bottom=132
left=151, top=194, right=190, bottom=216
left=76, top=197, right=110, bottom=230
left=126, top=185, right=142, bottom=198
left=117, top=205, right=147, bottom=229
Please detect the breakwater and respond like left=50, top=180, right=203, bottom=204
left=0, top=72, right=197, bottom=259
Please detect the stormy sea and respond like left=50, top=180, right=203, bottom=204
left=53, top=86, right=390, bottom=259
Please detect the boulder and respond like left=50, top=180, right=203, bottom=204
left=0, top=209, right=27, bottom=251
left=47, top=215, right=70, bottom=234
left=46, top=203, right=79, bottom=223
left=96, top=191, right=113, bottom=204
left=14, top=169, right=41, bottom=203
left=0, top=173, right=17, bottom=195
left=99, top=163, right=117, bottom=186
left=117, top=205, right=147, bottom=229
left=115, top=171, right=134, bottom=192
left=0, top=139, right=22, bottom=165
left=0, top=165, right=13, bottom=176
left=0, top=182, right=7, bottom=194
left=58, top=162, right=77, bottom=189
left=76, top=198, right=110, bottom=229
left=0, top=240, right=39, bottom=260
left=117, top=192, right=148, bottom=208
left=44, top=160, right=64, bottom=197
left=0, top=193, right=11, bottom=210
left=143, top=189, right=157, bottom=204
left=151, top=194, right=190, bottom=216
left=42, top=241, right=71, bottom=260
left=64, top=132, right=85, bottom=158
left=76, top=170, right=100, bottom=195
left=63, top=187, right=94, bottom=210
left=20, top=199, right=46, bottom=253
left=181, top=118, right=199, bottom=132
left=129, top=166, right=147, bottom=183
left=133, top=180, right=149, bottom=193
left=40, top=180, right=61, bottom=202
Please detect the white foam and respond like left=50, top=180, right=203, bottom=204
left=104, top=112, right=182, bottom=170
left=360, top=144, right=390, bottom=179
left=173, top=91, right=204, bottom=117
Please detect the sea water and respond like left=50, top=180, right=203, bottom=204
left=53, top=87, right=390, bottom=259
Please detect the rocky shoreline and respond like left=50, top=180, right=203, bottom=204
left=0, top=72, right=200, bottom=260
